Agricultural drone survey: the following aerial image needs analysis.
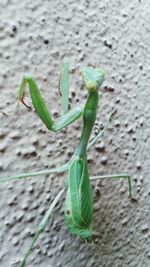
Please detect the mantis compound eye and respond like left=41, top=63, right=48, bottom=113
left=66, top=210, right=70, bottom=215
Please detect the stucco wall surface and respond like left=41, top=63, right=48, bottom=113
left=0, top=0, right=150, bottom=266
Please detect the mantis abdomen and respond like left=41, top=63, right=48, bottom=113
left=64, top=156, right=93, bottom=240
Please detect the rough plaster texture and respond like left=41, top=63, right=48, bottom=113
left=0, top=0, right=150, bottom=266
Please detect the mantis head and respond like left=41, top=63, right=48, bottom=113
left=80, top=67, right=105, bottom=92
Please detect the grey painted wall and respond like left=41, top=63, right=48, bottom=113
left=0, top=0, right=150, bottom=266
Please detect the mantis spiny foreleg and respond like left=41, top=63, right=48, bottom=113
left=17, top=62, right=83, bottom=132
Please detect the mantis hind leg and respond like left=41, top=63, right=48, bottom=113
left=18, top=189, right=65, bottom=267
left=90, top=173, right=132, bottom=198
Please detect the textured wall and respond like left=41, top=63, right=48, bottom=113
left=0, top=0, right=150, bottom=266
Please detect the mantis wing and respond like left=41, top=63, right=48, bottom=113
left=64, top=157, right=93, bottom=241
left=60, top=61, right=69, bottom=114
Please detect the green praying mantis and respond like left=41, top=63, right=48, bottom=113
left=0, top=62, right=132, bottom=267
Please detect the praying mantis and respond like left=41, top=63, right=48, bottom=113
left=0, top=62, right=132, bottom=267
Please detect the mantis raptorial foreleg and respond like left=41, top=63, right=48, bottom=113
left=18, top=76, right=83, bottom=131
left=16, top=62, right=83, bottom=132
left=59, top=61, right=69, bottom=114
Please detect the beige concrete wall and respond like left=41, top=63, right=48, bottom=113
left=0, top=0, right=149, bottom=266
